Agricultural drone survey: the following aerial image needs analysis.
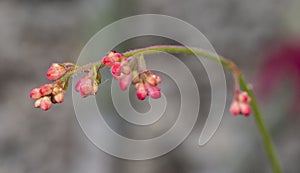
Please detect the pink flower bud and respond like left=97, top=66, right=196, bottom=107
left=34, top=98, right=42, bottom=108
left=40, top=84, right=53, bottom=96
left=146, top=74, right=157, bottom=86
left=40, top=97, right=51, bottom=111
left=75, top=76, right=86, bottom=92
left=144, top=72, right=162, bottom=86
left=119, top=74, right=132, bottom=90
left=240, top=103, right=251, bottom=116
left=52, top=86, right=63, bottom=95
left=46, top=63, right=66, bottom=81
left=103, top=51, right=124, bottom=65
left=111, top=53, right=122, bottom=62
left=230, top=101, right=240, bottom=116
left=238, top=91, right=251, bottom=103
left=53, top=92, right=64, bottom=103
left=30, top=88, right=41, bottom=100
left=145, top=84, right=161, bottom=99
left=111, top=62, right=122, bottom=77
left=79, top=79, right=93, bottom=97
left=102, top=56, right=114, bottom=66
left=135, top=83, right=147, bottom=100
left=107, top=51, right=115, bottom=57
left=75, top=75, right=98, bottom=97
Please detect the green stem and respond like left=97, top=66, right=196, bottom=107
left=239, top=77, right=282, bottom=173
left=123, top=45, right=241, bottom=75
left=58, top=62, right=104, bottom=82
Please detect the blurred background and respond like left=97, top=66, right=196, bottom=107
left=1, top=0, right=300, bottom=172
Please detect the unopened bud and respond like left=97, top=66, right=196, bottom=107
left=52, top=86, right=63, bottom=95
left=34, top=98, right=42, bottom=108
left=30, top=88, right=41, bottom=100
left=53, top=92, right=64, bottom=103
left=135, top=83, right=147, bottom=100
left=230, top=101, right=240, bottom=116
left=145, top=84, right=161, bottom=99
left=46, top=63, right=66, bottom=80
left=238, top=91, right=251, bottom=103
left=75, top=75, right=99, bottom=97
left=102, top=56, right=114, bottom=66
left=111, top=62, right=122, bottom=77
left=146, top=74, right=157, bottom=86
left=40, top=97, right=51, bottom=111
left=40, top=84, right=53, bottom=96
left=240, top=103, right=251, bottom=116
left=111, top=52, right=122, bottom=62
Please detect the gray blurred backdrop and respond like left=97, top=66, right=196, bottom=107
left=0, top=0, right=300, bottom=173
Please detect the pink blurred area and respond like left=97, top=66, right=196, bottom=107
left=257, top=37, right=300, bottom=112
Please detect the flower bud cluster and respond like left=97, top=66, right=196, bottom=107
left=133, top=71, right=162, bottom=100
left=30, top=83, right=65, bottom=111
left=102, top=51, right=162, bottom=100
left=29, top=63, right=71, bottom=111
left=102, top=51, right=132, bottom=91
left=30, top=51, right=164, bottom=111
left=230, top=91, right=251, bottom=116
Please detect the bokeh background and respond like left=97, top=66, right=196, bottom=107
left=1, top=0, right=300, bottom=172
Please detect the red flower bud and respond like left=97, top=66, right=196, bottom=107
left=40, top=97, right=51, bottom=111
left=111, top=53, right=122, bottom=62
left=135, top=83, right=147, bottom=100
left=40, top=84, right=53, bottom=96
left=111, top=62, right=122, bottom=77
left=103, top=52, right=124, bottom=66
left=102, top=56, right=114, bottom=66
left=30, top=88, right=41, bottom=100
left=238, top=91, right=251, bottom=103
left=46, top=63, right=66, bottom=80
left=75, top=76, right=85, bottom=92
left=240, top=103, right=251, bottom=116
left=145, top=84, right=161, bottom=99
left=230, top=101, right=240, bottom=116
left=79, top=80, right=93, bottom=97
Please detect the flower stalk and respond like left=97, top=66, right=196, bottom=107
left=239, top=77, right=282, bottom=173
left=30, top=45, right=282, bottom=173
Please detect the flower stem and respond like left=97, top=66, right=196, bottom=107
left=239, top=77, right=282, bottom=173
left=58, top=61, right=104, bottom=82
left=123, top=45, right=282, bottom=173
left=123, top=45, right=242, bottom=75
left=57, top=45, right=282, bottom=173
